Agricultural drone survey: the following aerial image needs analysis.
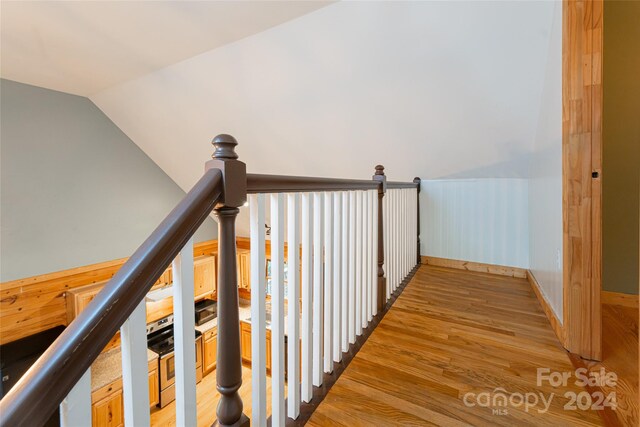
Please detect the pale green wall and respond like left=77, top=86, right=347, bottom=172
left=0, top=79, right=217, bottom=282
left=602, top=1, right=640, bottom=295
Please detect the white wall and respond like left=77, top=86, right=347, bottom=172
left=421, top=179, right=529, bottom=269
left=528, top=2, right=563, bottom=321
left=91, top=1, right=555, bottom=190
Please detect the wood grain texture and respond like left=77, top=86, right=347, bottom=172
left=563, top=0, right=603, bottom=361
left=528, top=271, right=565, bottom=346
left=601, top=291, right=639, bottom=308
left=569, top=303, right=638, bottom=427
left=421, top=256, right=527, bottom=279
left=0, top=240, right=218, bottom=345
left=309, top=265, right=604, bottom=426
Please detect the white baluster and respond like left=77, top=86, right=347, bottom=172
left=355, top=191, right=363, bottom=336
left=59, top=370, right=91, bottom=427
left=312, top=192, right=324, bottom=386
left=362, top=190, right=369, bottom=328
left=372, top=189, right=379, bottom=316
left=341, top=192, right=349, bottom=352
left=301, top=193, right=313, bottom=402
left=121, top=299, right=151, bottom=427
left=348, top=191, right=356, bottom=344
left=332, top=192, right=342, bottom=362
left=369, top=190, right=375, bottom=320
left=323, top=193, right=333, bottom=373
left=172, top=237, right=196, bottom=427
left=287, top=193, right=300, bottom=419
left=250, top=194, right=267, bottom=425
left=270, top=193, right=285, bottom=426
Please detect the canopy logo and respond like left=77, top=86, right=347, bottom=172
left=462, top=368, right=618, bottom=416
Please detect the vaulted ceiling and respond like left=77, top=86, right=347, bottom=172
left=2, top=1, right=559, bottom=189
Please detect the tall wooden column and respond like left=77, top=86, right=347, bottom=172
left=562, top=0, right=603, bottom=361
left=207, top=134, right=250, bottom=426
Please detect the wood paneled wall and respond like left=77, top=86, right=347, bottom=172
left=0, top=240, right=218, bottom=345
left=562, top=0, right=603, bottom=360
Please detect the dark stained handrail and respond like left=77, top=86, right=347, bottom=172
left=0, top=167, right=224, bottom=427
left=387, top=181, right=419, bottom=189
left=247, top=173, right=380, bottom=193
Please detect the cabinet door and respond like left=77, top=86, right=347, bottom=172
left=148, top=369, right=159, bottom=408
left=92, top=390, right=123, bottom=427
left=194, top=256, right=216, bottom=300
left=203, top=330, right=218, bottom=375
left=240, top=322, right=252, bottom=363
left=237, top=252, right=251, bottom=290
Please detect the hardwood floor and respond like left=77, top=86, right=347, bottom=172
left=150, top=365, right=277, bottom=426
left=569, top=303, right=638, bottom=427
left=309, top=265, right=604, bottom=426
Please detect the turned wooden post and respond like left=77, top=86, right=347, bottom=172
left=373, top=165, right=387, bottom=312
left=206, top=134, right=249, bottom=427
left=413, top=177, right=421, bottom=265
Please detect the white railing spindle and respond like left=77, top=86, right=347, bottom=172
left=341, top=192, right=349, bottom=352
left=355, top=191, right=363, bottom=336
left=59, top=370, right=91, bottom=427
left=332, top=192, right=342, bottom=362
left=312, top=192, right=323, bottom=386
left=323, top=193, right=333, bottom=374
left=300, top=193, right=313, bottom=403
left=172, top=238, right=196, bottom=427
left=120, top=299, right=151, bottom=427
left=249, top=194, right=267, bottom=426
left=348, top=191, right=356, bottom=344
left=287, top=193, right=301, bottom=419
left=270, top=193, right=285, bottom=426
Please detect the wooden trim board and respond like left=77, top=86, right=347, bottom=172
left=527, top=271, right=566, bottom=345
left=601, top=291, right=639, bottom=308
left=421, top=256, right=527, bottom=279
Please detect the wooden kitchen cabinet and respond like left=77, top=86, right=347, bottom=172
left=240, top=321, right=271, bottom=372
left=194, top=256, right=216, bottom=300
left=92, top=379, right=123, bottom=427
left=67, top=282, right=120, bottom=352
left=148, top=360, right=159, bottom=408
left=237, top=250, right=251, bottom=291
left=203, top=328, right=218, bottom=375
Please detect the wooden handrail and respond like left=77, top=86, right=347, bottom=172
left=247, top=173, right=380, bottom=193
left=387, top=181, right=419, bottom=189
left=0, top=167, right=224, bottom=427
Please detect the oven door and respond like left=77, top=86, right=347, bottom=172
left=159, top=352, right=176, bottom=391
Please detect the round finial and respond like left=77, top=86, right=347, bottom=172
left=413, top=177, right=421, bottom=184
left=375, top=165, right=385, bottom=175
left=211, top=134, right=239, bottom=159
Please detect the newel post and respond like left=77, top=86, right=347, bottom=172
left=413, top=177, right=421, bottom=265
left=373, top=165, right=387, bottom=312
left=206, top=134, right=250, bottom=427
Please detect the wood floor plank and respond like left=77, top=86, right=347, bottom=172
left=309, top=265, right=605, bottom=426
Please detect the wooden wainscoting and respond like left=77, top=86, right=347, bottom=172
left=421, top=256, right=527, bottom=279
left=0, top=240, right=218, bottom=345
left=601, top=291, right=639, bottom=308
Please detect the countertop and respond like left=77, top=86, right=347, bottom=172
left=91, top=347, right=158, bottom=392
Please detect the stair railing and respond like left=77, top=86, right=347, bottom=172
left=0, top=134, right=421, bottom=427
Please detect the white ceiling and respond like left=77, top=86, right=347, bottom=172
left=0, top=1, right=331, bottom=96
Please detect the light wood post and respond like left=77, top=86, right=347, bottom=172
left=207, top=134, right=250, bottom=426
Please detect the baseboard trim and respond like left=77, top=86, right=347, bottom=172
left=526, top=270, right=565, bottom=345
left=421, top=256, right=527, bottom=279
left=601, top=290, right=639, bottom=308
